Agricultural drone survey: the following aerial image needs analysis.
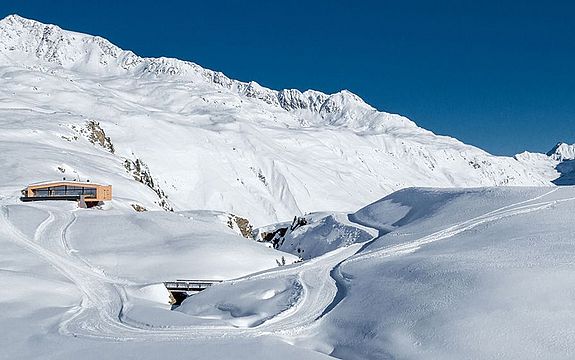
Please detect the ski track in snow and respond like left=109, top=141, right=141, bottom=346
left=0, top=187, right=571, bottom=344
left=319, top=188, right=568, bottom=318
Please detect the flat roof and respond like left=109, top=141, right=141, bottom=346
left=28, top=180, right=106, bottom=187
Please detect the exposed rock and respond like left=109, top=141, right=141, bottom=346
left=264, top=228, right=288, bottom=248
left=131, top=204, right=147, bottom=212
left=227, top=214, right=254, bottom=239
left=66, top=120, right=115, bottom=153
left=84, top=120, right=115, bottom=153
left=289, top=216, right=308, bottom=231
left=124, top=158, right=173, bottom=211
left=250, top=167, right=267, bottom=186
left=260, top=216, right=308, bottom=249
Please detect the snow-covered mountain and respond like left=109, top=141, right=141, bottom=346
left=3, top=14, right=575, bottom=360
left=514, top=142, right=575, bottom=186
left=547, top=142, right=575, bottom=161
left=0, top=15, right=554, bottom=225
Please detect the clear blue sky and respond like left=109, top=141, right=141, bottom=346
left=2, top=1, right=574, bottom=155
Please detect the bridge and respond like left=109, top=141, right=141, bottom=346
left=164, top=279, right=223, bottom=293
left=164, top=280, right=223, bottom=306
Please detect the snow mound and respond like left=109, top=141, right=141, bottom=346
left=67, top=208, right=298, bottom=282
left=126, top=283, right=173, bottom=305
left=271, top=213, right=375, bottom=259
left=178, top=276, right=303, bottom=328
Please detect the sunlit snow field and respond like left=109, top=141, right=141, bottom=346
left=3, top=187, right=575, bottom=359
left=1, top=15, right=575, bottom=360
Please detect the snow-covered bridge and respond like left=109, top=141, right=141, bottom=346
left=164, top=279, right=222, bottom=293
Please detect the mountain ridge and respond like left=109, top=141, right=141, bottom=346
left=0, top=14, right=404, bottom=132
left=547, top=142, right=575, bottom=161
left=0, top=14, right=559, bottom=226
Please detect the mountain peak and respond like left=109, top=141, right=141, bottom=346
left=547, top=142, right=575, bottom=161
left=0, top=14, right=412, bottom=132
left=1, top=13, right=37, bottom=25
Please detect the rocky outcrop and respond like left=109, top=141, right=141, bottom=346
left=227, top=214, right=254, bottom=239
left=124, top=158, right=173, bottom=211
left=64, top=121, right=115, bottom=153
left=84, top=121, right=115, bottom=153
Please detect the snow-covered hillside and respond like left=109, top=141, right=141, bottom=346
left=2, top=14, right=575, bottom=359
left=181, top=186, right=575, bottom=359
left=308, top=186, right=575, bottom=358
left=4, top=185, right=575, bottom=359
left=0, top=14, right=554, bottom=226
left=0, top=200, right=311, bottom=359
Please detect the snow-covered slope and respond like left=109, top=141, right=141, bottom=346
left=0, top=14, right=553, bottom=226
left=0, top=199, right=309, bottom=359
left=308, top=186, right=575, bottom=359
left=10, top=186, right=566, bottom=359
left=175, top=187, right=575, bottom=359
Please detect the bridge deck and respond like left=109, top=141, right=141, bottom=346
left=164, top=279, right=222, bottom=292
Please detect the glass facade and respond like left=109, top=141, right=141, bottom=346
left=33, top=185, right=97, bottom=198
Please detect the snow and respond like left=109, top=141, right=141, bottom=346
left=67, top=208, right=297, bottom=282
left=514, top=150, right=561, bottom=180
left=0, top=14, right=556, bottom=227
left=515, top=143, right=575, bottom=186
left=297, top=187, right=575, bottom=359
left=547, top=142, right=575, bottom=161
left=272, top=212, right=375, bottom=259
left=3, top=179, right=575, bottom=358
left=27, top=180, right=101, bottom=187
left=177, top=276, right=304, bottom=328
left=1, top=14, right=575, bottom=360
left=0, top=200, right=311, bottom=358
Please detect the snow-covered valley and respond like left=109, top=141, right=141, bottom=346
left=1, top=14, right=575, bottom=359
left=4, top=186, right=575, bottom=359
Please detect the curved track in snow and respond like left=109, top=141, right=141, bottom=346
left=318, top=188, right=571, bottom=318
left=0, top=188, right=571, bottom=344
